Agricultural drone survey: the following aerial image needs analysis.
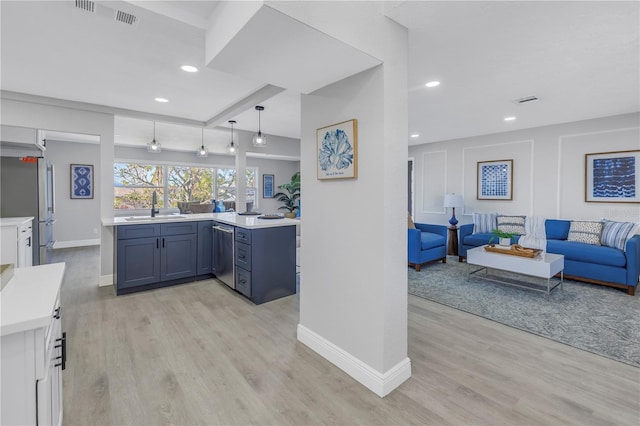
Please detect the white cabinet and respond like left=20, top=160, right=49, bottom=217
left=0, top=217, right=34, bottom=268
left=1, top=263, right=66, bottom=426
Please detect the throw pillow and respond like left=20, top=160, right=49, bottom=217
left=408, top=212, right=416, bottom=229
left=496, top=215, right=526, bottom=235
left=601, top=220, right=636, bottom=250
left=567, top=221, right=603, bottom=245
left=472, top=212, right=497, bottom=234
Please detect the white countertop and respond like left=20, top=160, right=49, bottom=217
left=1, top=262, right=65, bottom=337
left=102, top=212, right=300, bottom=229
left=0, top=217, right=34, bottom=227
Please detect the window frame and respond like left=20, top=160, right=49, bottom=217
left=113, top=159, right=258, bottom=214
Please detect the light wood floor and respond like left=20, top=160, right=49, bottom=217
left=51, top=247, right=640, bottom=426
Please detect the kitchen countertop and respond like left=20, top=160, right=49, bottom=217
left=102, top=212, right=300, bottom=229
left=0, top=217, right=34, bottom=227
left=1, top=262, right=65, bottom=337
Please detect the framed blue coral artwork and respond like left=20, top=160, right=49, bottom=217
left=585, top=150, right=640, bottom=203
left=70, top=164, right=93, bottom=199
left=477, top=159, right=513, bottom=200
left=316, top=119, right=358, bottom=180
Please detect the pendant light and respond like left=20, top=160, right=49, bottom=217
left=226, top=120, right=237, bottom=154
left=252, top=105, right=267, bottom=147
left=147, top=121, right=161, bottom=152
left=196, top=127, right=208, bottom=157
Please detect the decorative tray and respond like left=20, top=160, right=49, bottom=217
left=258, top=214, right=284, bottom=220
left=238, top=211, right=261, bottom=216
left=484, top=244, right=542, bottom=258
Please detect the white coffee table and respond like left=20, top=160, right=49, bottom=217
left=466, top=245, right=564, bottom=298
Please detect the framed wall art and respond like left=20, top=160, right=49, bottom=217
left=316, top=119, right=358, bottom=180
left=263, top=174, right=274, bottom=198
left=70, top=164, right=93, bottom=199
left=477, top=159, right=513, bottom=200
left=585, top=150, right=640, bottom=203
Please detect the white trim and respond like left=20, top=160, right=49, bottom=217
left=52, top=239, right=100, bottom=249
left=297, top=324, right=411, bottom=398
left=461, top=139, right=534, bottom=216
left=421, top=150, right=448, bottom=215
left=557, top=126, right=640, bottom=218
left=99, top=274, right=114, bottom=287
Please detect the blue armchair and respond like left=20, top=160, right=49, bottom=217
left=408, top=223, right=448, bottom=271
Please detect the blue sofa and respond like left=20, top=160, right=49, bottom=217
left=458, top=220, right=640, bottom=295
left=408, top=223, right=447, bottom=271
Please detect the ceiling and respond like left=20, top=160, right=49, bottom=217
left=1, top=1, right=638, bottom=151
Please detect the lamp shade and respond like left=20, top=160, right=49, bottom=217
left=443, top=194, right=464, bottom=208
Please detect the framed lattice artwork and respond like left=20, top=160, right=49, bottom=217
left=585, top=150, right=640, bottom=203
left=70, top=164, right=93, bottom=199
left=477, top=159, right=513, bottom=200
left=263, top=174, right=274, bottom=198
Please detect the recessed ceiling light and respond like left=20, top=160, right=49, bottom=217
left=410, top=134, right=420, bottom=138
left=504, top=116, right=516, bottom=121
left=425, top=81, right=440, bottom=88
left=154, top=97, right=169, bottom=103
left=181, top=65, right=198, bottom=73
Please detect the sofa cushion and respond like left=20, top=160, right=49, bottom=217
left=473, top=212, right=497, bottom=234
left=497, top=215, right=526, bottom=235
left=567, top=220, right=603, bottom=245
left=421, top=232, right=446, bottom=250
left=547, top=240, right=626, bottom=267
left=546, top=219, right=570, bottom=240
left=463, top=232, right=494, bottom=247
left=601, top=220, right=635, bottom=250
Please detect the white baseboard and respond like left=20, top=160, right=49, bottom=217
left=53, top=239, right=100, bottom=249
left=99, top=274, right=114, bottom=287
left=297, top=324, right=411, bottom=397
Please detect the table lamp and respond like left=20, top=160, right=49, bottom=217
left=443, top=194, right=464, bottom=226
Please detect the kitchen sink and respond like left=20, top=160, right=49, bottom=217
left=124, top=215, right=186, bottom=221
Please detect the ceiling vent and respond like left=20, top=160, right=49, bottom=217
left=115, top=10, right=138, bottom=26
left=75, top=0, right=95, bottom=13
left=513, top=95, right=539, bottom=105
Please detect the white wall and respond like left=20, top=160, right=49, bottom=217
left=1, top=97, right=115, bottom=284
left=289, top=1, right=410, bottom=396
left=45, top=140, right=101, bottom=246
left=409, top=112, right=640, bottom=225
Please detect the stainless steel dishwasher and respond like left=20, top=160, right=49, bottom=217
left=212, top=222, right=235, bottom=288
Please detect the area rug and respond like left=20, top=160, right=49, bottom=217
left=408, top=257, right=640, bottom=367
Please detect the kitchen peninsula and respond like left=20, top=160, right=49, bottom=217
left=102, top=213, right=298, bottom=304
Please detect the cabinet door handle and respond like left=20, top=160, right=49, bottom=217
left=27, top=236, right=31, bottom=247
left=240, top=279, right=246, bottom=284
left=162, top=238, right=165, bottom=248
left=157, top=238, right=159, bottom=249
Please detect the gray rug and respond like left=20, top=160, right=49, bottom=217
left=408, top=257, right=640, bottom=367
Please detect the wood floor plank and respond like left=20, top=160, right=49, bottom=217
left=52, top=247, right=639, bottom=425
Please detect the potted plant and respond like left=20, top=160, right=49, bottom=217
left=273, top=172, right=300, bottom=218
left=489, top=229, right=516, bottom=246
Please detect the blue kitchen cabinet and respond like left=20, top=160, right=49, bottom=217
left=234, top=225, right=296, bottom=304
left=196, top=220, right=214, bottom=276
left=117, top=236, right=161, bottom=289
left=116, top=222, right=198, bottom=295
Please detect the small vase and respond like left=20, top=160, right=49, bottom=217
left=499, top=237, right=511, bottom=246
left=284, top=212, right=296, bottom=219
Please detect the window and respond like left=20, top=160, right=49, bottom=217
left=215, top=168, right=258, bottom=203
left=114, top=163, right=164, bottom=209
left=114, top=162, right=258, bottom=211
left=167, top=166, right=214, bottom=207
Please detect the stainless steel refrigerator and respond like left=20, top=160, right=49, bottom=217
left=0, top=156, right=55, bottom=265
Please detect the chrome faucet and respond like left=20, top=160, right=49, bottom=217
left=151, top=190, right=159, bottom=217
